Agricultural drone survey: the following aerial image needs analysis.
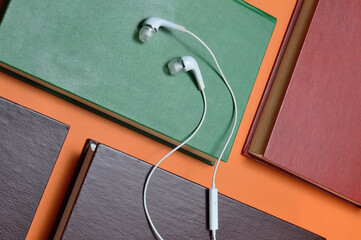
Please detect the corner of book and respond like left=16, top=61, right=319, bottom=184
left=0, top=0, right=10, bottom=25
left=233, top=0, right=277, bottom=24
left=51, top=139, right=98, bottom=239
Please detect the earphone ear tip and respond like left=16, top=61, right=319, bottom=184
left=168, top=58, right=184, bottom=75
left=139, top=26, right=155, bottom=43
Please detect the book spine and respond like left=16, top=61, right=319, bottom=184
left=243, top=0, right=304, bottom=155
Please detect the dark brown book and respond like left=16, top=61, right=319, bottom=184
left=0, top=0, right=9, bottom=23
left=0, top=97, right=69, bottom=239
left=53, top=140, right=325, bottom=239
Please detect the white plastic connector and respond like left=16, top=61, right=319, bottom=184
left=139, top=17, right=186, bottom=42
left=144, top=17, right=186, bottom=32
left=181, top=56, right=205, bottom=91
left=209, top=187, right=218, bottom=231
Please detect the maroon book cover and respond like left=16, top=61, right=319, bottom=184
left=263, top=0, right=361, bottom=206
left=243, top=0, right=304, bottom=155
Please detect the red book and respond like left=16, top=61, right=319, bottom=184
left=243, top=0, right=307, bottom=159
left=263, top=0, right=361, bottom=205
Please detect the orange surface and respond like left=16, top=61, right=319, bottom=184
left=0, top=0, right=360, bottom=239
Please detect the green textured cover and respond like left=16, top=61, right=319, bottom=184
left=0, top=0, right=275, bottom=163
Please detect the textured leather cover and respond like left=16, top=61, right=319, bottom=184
left=264, top=0, right=361, bottom=205
left=0, top=0, right=8, bottom=23
left=0, top=0, right=276, bottom=163
left=59, top=140, right=325, bottom=239
left=0, top=97, right=69, bottom=239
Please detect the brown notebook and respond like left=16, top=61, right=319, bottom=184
left=53, top=140, right=325, bottom=239
left=0, top=96, right=69, bottom=239
left=244, top=0, right=361, bottom=206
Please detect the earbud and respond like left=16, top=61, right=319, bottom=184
left=168, top=56, right=205, bottom=91
left=139, top=17, right=186, bottom=42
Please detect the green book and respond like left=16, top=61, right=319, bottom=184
left=0, top=0, right=275, bottom=164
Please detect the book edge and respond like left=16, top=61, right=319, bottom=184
left=242, top=0, right=304, bottom=155
left=251, top=152, right=361, bottom=207
left=51, top=139, right=98, bottom=240
left=0, top=63, right=218, bottom=165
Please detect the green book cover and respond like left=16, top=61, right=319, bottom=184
left=0, top=0, right=275, bottom=164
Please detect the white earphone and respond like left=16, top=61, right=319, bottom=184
left=139, top=17, right=186, bottom=42
left=168, top=56, right=205, bottom=91
left=143, top=54, right=207, bottom=240
left=140, top=17, right=238, bottom=240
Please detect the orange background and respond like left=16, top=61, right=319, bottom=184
left=0, top=0, right=360, bottom=239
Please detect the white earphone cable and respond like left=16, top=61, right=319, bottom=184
left=184, top=29, right=238, bottom=240
left=143, top=90, right=207, bottom=240
left=184, top=29, right=238, bottom=189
